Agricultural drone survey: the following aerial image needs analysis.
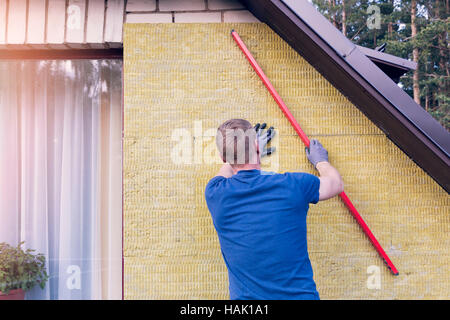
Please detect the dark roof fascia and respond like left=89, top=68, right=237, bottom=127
left=357, top=46, right=414, bottom=83
left=0, top=49, right=123, bottom=60
left=370, top=62, right=408, bottom=84
left=241, top=0, right=450, bottom=192
left=356, top=45, right=417, bottom=71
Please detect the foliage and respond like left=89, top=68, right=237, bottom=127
left=0, top=241, right=49, bottom=295
left=312, top=0, right=449, bottom=130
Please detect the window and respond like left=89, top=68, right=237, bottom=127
left=0, top=59, right=122, bottom=299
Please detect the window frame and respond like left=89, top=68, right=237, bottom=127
left=0, top=49, right=123, bottom=60
left=0, top=50, right=124, bottom=300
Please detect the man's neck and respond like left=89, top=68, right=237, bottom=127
left=232, top=163, right=261, bottom=175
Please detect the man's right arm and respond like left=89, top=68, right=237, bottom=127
left=316, top=161, right=344, bottom=201
left=306, top=139, right=344, bottom=201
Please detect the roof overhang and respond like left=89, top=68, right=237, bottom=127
left=357, top=45, right=416, bottom=83
left=241, top=0, right=450, bottom=192
left=357, top=45, right=417, bottom=71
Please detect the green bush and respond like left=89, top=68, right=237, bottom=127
left=0, top=241, right=49, bottom=295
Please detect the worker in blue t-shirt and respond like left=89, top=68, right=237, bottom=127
left=205, top=119, right=344, bottom=300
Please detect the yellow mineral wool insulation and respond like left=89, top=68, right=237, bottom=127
left=124, top=23, right=450, bottom=299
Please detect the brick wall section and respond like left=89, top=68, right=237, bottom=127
left=126, top=0, right=259, bottom=23
left=0, top=0, right=257, bottom=49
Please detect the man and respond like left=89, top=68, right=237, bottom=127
left=205, top=119, right=344, bottom=300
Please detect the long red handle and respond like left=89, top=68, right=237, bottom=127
left=231, top=30, right=398, bottom=275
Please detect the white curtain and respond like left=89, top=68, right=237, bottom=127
left=0, top=59, right=122, bottom=300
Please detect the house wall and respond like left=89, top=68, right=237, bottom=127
left=0, top=0, right=256, bottom=49
left=124, top=23, right=449, bottom=299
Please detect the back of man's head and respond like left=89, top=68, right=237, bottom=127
left=216, top=119, right=258, bottom=167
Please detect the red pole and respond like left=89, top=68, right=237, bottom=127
left=231, top=30, right=398, bottom=275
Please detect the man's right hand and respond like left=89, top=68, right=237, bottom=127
left=305, top=139, right=328, bottom=168
left=304, top=139, right=343, bottom=200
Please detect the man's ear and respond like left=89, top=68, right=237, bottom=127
left=255, top=139, right=260, bottom=154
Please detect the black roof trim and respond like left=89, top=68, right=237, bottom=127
left=0, top=49, right=123, bottom=60
left=357, top=45, right=416, bottom=71
left=358, top=46, right=415, bottom=83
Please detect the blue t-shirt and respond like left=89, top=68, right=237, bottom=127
left=205, top=169, right=320, bottom=300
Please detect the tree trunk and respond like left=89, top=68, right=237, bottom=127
left=435, top=0, right=447, bottom=103
left=424, top=57, right=430, bottom=112
left=342, top=0, right=347, bottom=36
left=435, top=0, right=441, bottom=18
left=328, top=0, right=333, bottom=24
left=388, top=0, right=394, bottom=39
left=374, top=30, right=377, bottom=48
left=328, top=0, right=337, bottom=28
left=411, top=0, right=421, bottom=105
left=334, top=0, right=337, bottom=28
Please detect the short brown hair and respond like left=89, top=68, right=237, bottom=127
left=216, top=119, right=257, bottom=166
